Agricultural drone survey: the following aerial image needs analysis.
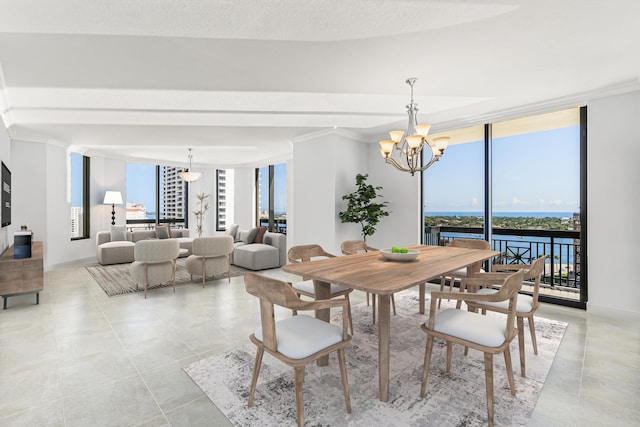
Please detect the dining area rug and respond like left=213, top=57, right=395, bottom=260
left=86, top=258, right=248, bottom=297
left=183, top=291, right=567, bottom=426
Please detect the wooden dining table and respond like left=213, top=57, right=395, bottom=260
left=282, top=244, right=500, bottom=402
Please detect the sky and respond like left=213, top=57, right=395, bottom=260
left=422, top=125, right=580, bottom=214
left=259, top=163, right=287, bottom=214
left=73, top=126, right=578, bottom=216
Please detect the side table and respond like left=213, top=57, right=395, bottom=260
left=0, top=241, right=44, bottom=309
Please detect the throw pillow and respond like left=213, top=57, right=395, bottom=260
left=245, top=227, right=259, bottom=244
left=110, top=225, right=127, bottom=242
left=239, top=228, right=259, bottom=244
left=254, top=226, right=267, bottom=243
left=156, top=224, right=171, bottom=239
left=225, top=224, right=239, bottom=240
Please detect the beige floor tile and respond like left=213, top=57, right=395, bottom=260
left=0, top=261, right=637, bottom=425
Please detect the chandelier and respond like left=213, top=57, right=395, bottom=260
left=178, top=148, right=202, bottom=182
left=379, top=78, right=449, bottom=176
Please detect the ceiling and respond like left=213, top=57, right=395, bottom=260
left=1, top=0, right=639, bottom=168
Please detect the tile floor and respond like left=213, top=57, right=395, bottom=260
left=0, top=261, right=638, bottom=426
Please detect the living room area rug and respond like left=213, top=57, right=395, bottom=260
left=86, top=258, right=249, bottom=297
left=184, top=291, right=567, bottom=426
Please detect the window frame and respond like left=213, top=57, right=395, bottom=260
left=70, top=153, right=90, bottom=240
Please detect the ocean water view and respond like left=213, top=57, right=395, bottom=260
left=424, top=211, right=576, bottom=218
left=424, top=211, right=581, bottom=272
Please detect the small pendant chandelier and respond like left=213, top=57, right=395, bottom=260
left=178, top=148, right=202, bottom=182
left=379, top=78, right=449, bottom=176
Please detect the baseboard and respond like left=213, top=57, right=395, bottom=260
left=587, top=302, right=640, bottom=322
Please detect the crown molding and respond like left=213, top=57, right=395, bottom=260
left=430, top=78, right=640, bottom=134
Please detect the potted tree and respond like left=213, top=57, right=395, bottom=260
left=339, top=173, right=390, bottom=243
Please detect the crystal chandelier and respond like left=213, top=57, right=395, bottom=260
left=178, top=148, right=202, bottom=182
left=379, top=78, right=449, bottom=176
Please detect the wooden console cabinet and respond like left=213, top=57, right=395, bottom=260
left=0, top=241, right=44, bottom=309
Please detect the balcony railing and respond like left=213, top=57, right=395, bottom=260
left=425, top=226, right=581, bottom=290
left=126, top=218, right=186, bottom=231
left=259, top=218, right=287, bottom=235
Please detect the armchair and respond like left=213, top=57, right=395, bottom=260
left=340, top=239, right=396, bottom=324
left=185, top=236, right=234, bottom=287
left=464, top=255, right=546, bottom=377
left=420, top=270, right=523, bottom=427
left=129, top=239, right=180, bottom=298
left=438, top=238, right=491, bottom=308
left=288, top=244, right=354, bottom=335
left=244, top=272, right=352, bottom=427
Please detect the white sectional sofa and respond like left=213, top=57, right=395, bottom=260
left=227, top=226, right=287, bottom=270
left=96, top=226, right=192, bottom=265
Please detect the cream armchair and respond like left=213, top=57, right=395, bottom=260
left=185, top=236, right=234, bottom=286
left=130, top=239, right=180, bottom=298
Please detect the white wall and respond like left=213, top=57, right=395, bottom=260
left=291, top=130, right=368, bottom=255
left=365, top=144, right=421, bottom=249
left=233, top=167, right=254, bottom=229
left=587, top=90, right=640, bottom=316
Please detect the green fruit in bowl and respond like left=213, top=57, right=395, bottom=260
left=391, top=246, right=399, bottom=253
left=400, top=248, right=408, bottom=254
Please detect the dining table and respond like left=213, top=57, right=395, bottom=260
left=282, top=243, right=500, bottom=402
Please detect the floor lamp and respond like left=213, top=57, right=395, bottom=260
left=103, top=191, right=123, bottom=225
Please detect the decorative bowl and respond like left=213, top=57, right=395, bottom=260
left=380, top=248, right=420, bottom=262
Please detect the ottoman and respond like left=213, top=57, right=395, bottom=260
left=233, top=244, right=280, bottom=270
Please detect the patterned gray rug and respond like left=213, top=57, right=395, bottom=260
left=86, top=258, right=249, bottom=297
left=184, top=291, right=567, bottom=426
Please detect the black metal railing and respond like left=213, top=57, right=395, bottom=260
left=425, top=226, right=581, bottom=289
left=259, top=218, right=287, bottom=234
left=126, top=218, right=186, bottom=231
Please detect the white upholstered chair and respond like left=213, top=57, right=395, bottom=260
left=340, top=239, right=396, bottom=324
left=438, top=238, right=491, bottom=308
left=185, top=235, right=234, bottom=286
left=244, top=272, right=352, bottom=427
left=288, top=244, right=354, bottom=335
left=420, top=270, right=524, bottom=427
left=130, top=239, right=180, bottom=298
left=464, top=255, right=546, bottom=377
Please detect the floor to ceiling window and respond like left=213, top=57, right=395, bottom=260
left=423, top=125, right=485, bottom=243
left=422, top=107, right=585, bottom=308
left=70, top=152, right=89, bottom=239
left=216, top=169, right=235, bottom=231
left=126, top=163, right=188, bottom=230
left=256, top=163, right=287, bottom=234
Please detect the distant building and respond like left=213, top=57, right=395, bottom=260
left=70, top=206, right=82, bottom=238
left=126, top=202, right=147, bottom=219
left=216, top=169, right=234, bottom=231
left=162, top=167, right=186, bottom=220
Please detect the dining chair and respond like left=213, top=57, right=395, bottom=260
left=185, top=235, right=234, bottom=286
left=438, top=238, right=491, bottom=308
left=288, top=244, right=354, bottom=335
left=420, top=270, right=524, bottom=427
left=244, top=272, right=352, bottom=427
left=129, top=239, right=180, bottom=298
left=340, top=239, right=396, bottom=324
left=463, top=255, right=546, bottom=377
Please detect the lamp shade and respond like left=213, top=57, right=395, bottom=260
left=177, top=171, right=202, bottom=182
left=103, top=191, right=123, bottom=205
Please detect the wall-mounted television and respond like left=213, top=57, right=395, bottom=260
left=2, top=161, right=11, bottom=227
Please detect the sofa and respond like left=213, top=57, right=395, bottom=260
left=96, top=225, right=192, bottom=265
left=226, top=225, right=287, bottom=270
